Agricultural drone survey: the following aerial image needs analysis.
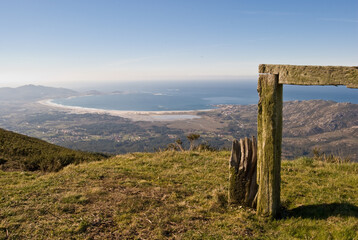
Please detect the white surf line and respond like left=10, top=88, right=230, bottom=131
left=37, top=99, right=207, bottom=121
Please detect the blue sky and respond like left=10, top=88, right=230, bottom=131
left=0, top=0, right=357, bottom=88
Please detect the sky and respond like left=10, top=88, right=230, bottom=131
left=0, top=0, right=357, bottom=88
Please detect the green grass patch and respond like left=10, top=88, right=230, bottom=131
left=0, top=128, right=108, bottom=172
left=0, top=151, right=357, bottom=239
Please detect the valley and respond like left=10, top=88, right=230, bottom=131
left=0, top=85, right=356, bottom=161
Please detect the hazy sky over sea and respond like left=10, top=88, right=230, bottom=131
left=1, top=0, right=357, bottom=88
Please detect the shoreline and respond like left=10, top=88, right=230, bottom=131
left=38, top=99, right=208, bottom=121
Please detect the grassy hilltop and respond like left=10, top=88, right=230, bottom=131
left=1, top=151, right=357, bottom=239
left=0, top=128, right=108, bottom=172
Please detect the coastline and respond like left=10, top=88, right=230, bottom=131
left=38, top=99, right=206, bottom=121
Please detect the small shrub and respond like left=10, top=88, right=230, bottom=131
left=187, top=133, right=200, bottom=151
left=312, top=148, right=351, bottom=163
left=165, top=143, right=179, bottom=151
left=197, top=142, right=216, bottom=152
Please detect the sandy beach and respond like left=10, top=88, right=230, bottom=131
left=38, top=99, right=204, bottom=121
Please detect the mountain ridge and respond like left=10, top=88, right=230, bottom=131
left=0, top=84, right=78, bottom=101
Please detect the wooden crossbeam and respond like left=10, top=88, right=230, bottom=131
left=259, top=64, right=358, bottom=88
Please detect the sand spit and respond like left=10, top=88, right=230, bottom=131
left=38, top=99, right=204, bottom=121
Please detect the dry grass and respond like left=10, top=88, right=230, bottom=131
left=1, top=151, right=357, bottom=239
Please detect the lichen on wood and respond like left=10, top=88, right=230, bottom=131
left=259, top=64, right=358, bottom=88
left=257, top=74, right=282, bottom=217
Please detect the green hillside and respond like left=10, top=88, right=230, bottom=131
left=0, top=128, right=108, bottom=172
left=1, top=151, right=357, bottom=239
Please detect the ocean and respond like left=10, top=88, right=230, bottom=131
left=53, top=81, right=358, bottom=111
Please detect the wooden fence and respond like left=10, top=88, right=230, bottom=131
left=230, top=64, right=358, bottom=218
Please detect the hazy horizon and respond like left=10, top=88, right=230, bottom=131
left=2, top=80, right=356, bottom=105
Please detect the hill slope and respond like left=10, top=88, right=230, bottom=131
left=208, top=100, right=358, bottom=161
left=0, top=128, right=107, bottom=171
left=1, top=151, right=357, bottom=239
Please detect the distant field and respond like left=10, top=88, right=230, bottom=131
left=1, top=151, right=357, bottom=239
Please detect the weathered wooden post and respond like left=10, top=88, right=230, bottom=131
left=257, top=74, right=282, bottom=217
left=254, top=64, right=358, bottom=218
left=229, top=136, right=258, bottom=207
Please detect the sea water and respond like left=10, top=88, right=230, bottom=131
left=53, top=80, right=358, bottom=111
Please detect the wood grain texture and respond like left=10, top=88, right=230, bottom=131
left=229, top=137, right=258, bottom=207
left=257, top=74, right=282, bottom=217
left=259, top=64, right=358, bottom=88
